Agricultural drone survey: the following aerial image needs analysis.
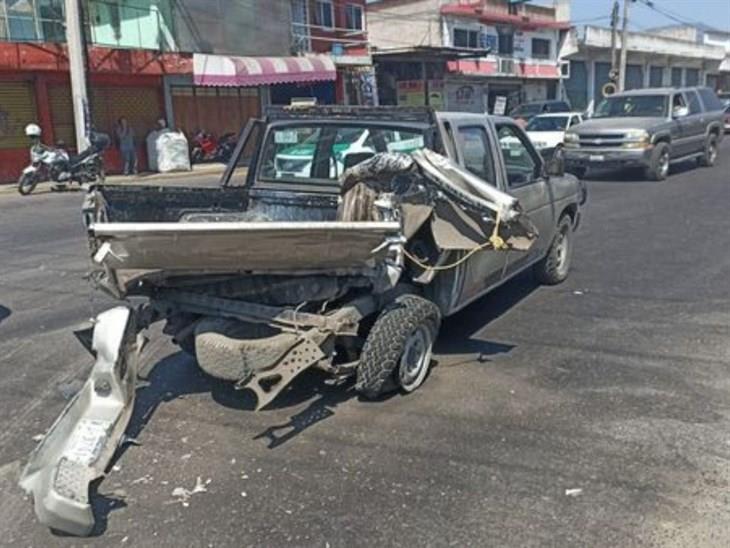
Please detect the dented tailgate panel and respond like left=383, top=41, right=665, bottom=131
left=91, top=221, right=401, bottom=272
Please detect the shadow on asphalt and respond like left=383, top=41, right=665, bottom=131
left=436, top=270, right=537, bottom=361
left=88, top=491, right=128, bottom=536
left=0, top=305, right=10, bottom=325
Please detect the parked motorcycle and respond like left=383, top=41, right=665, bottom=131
left=18, top=125, right=109, bottom=196
left=190, top=130, right=237, bottom=164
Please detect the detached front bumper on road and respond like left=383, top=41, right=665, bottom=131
left=565, top=147, right=653, bottom=170
left=18, top=307, right=141, bottom=536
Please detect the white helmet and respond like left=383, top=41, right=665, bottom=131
left=25, top=123, right=42, bottom=137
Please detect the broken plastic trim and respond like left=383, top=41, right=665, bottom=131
left=19, top=307, right=140, bottom=536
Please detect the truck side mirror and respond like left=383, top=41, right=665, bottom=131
left=544, top=151, right=565, bottom=177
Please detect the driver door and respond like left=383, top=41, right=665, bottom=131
left=671, top=92, right=693, bottom=157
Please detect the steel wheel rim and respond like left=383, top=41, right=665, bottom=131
left=398, top=325, right=433, bottom=392
left=555, top=224, right=571, bottom=274
left=659, top=152, right=670, bottom=177
left=708, top=142, right=717, bottom=163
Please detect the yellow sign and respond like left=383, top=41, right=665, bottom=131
left=397, top=80, right=425, bottom=106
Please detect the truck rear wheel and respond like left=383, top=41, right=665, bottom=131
left=534, top=215, right=573, bottom=285
left=698, top=135, right=718, bottom=167
left=645, top=142, right=670, bottom=181
left=356, top=295, right=441, bottom=399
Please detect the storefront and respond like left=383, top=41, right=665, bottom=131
left=0, top=43, right=189, bottom=182
left=375, top=47, right=561, bottom=115
left=0, top=79, right=37, bottom=182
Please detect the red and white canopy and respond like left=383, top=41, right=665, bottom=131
left=193, top=54, right=337, bottom=87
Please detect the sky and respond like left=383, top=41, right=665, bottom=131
left=543, top=0, right=730, bottom=33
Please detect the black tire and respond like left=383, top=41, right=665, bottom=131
left=17, top=173, right=38, bottom=195
left=356, top=294, right=441, bottom=399
left=177, top=334, right=196, bottom=356
left=644, top=141, right=670, bottom=181
left=534, top=215, right=574, bottom=285
left=698, top=134, right=718, bottom=167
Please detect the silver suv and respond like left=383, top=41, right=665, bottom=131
left=564, top=87, right=725, bottom=180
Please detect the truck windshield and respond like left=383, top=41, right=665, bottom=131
left=526, top=116, right=568, bottom=132
left=593, top=95, right=667, bottom=118
left=259, top=125, right=426, bottom=183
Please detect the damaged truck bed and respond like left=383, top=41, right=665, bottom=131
left=20, top=106, right=585, bottom=535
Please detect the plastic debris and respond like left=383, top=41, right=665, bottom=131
left=171, top=476, right=209, bottom=507
left=564, top=488, right=583, bottom=497
left=31, top=434, right=44, bottom=442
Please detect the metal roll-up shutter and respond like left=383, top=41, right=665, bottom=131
left=92, top=86, right=162, bottom=138
left=0, top=82, right=37, bottom=149
left=48, top=84, right=75, bottom=147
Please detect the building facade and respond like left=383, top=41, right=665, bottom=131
left=368, top=0, right=571, bottom=114
left=644, top=24, right=730, bottom=93
left=0, top=0, right=373, bottom=182
left=561, top=25, right=727, bottom=111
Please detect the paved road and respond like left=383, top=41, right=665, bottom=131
left=1, top=149, right=729, bottom=547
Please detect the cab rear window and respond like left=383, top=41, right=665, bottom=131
left=259, top=125, right=426, bottom=183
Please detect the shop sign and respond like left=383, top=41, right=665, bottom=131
left=493, top=96, right=508, bottom=115
left=446, top=82, right=485, bottom=113
left=397, top=80, right=426, bottom=106
left=428, top=80, right=444, bottom=109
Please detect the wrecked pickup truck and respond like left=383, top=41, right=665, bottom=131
left=20, top=106, right=586, bottom=535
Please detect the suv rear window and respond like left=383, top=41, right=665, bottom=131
left=259, top=125, right=426, bottom=183
left=697, top=88, right=724, bottom=111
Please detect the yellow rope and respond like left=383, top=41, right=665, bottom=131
left=403, top=212, right=509, bottom=272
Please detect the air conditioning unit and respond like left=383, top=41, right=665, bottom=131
left=499, top=58, right=515, bottom=75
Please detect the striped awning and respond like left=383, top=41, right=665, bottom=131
left=193, top=54, right=337, bottom=87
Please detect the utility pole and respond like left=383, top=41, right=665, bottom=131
left=618, top=0, right=631, bottom=92
left=610, top=1, right=619, bottom=80
left=65, top=0, right=89, bottom=151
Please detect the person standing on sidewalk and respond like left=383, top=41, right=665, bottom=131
left=115, top=117, right=137, bottom=175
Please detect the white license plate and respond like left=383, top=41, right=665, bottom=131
left=589, top=154, right=605, bottom=162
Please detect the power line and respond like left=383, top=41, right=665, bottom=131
left=635, top=0, right=717, bottom=30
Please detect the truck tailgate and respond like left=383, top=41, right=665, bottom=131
left=90, top=221, right=401, bottom=272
